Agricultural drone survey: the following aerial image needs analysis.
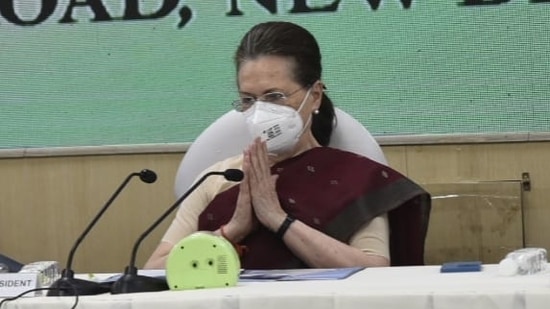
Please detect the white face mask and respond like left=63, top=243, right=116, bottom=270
left=244, top=89, right=311, bottom=155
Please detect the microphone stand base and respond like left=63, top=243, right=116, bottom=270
left=111, top=273, right=168, bottom=294
left=47, top=277, right=111, bottom=296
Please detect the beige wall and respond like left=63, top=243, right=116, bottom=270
left=384, top=142, right=550, bottom=264
left=0, top=153, right=181, bottom=273
left=383, top=142, right=550, bottom=249
left=1, top=141, right=549, bottom=272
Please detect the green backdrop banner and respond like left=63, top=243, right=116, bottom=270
left=1, top=1, right=549, bottom=149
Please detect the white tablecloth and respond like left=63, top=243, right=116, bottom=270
left=2, top=264, right=550, bottom=309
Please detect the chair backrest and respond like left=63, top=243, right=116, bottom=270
left=175, top=108, right=387, bottom=197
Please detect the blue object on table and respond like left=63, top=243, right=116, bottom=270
left=440, top=261, right=482, bottom=273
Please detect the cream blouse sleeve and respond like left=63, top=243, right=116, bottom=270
left=161, top=155, right=243, bottom=246
left=348, top=213, right=390, bottom=261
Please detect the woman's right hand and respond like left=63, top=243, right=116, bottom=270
left=222, top=149, right=258, bottom=242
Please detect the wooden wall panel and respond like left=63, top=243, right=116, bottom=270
left=0, top=153, right=181, bottom=273
left=397, top=142, right=550, bottom=262
left=0, top=141, right=549, bottom=272
left=381, top=146, right=408, bottom=175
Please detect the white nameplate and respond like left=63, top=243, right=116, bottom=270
left=0, top=273, right=39, bottom=297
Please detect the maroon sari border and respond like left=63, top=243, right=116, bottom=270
left=325, top=177, right=429, bottom=242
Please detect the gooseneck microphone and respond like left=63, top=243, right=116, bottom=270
left=47, top=169, right=157, bottom=297
left=110, top=168, right=244, bottom=294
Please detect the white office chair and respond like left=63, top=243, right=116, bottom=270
left=174, top=108, right=387, bottom=197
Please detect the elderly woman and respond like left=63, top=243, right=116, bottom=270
left=145, top=21, right=430, bottom=270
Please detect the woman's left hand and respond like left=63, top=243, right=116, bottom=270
left=246, top=138, right=286, bottom=232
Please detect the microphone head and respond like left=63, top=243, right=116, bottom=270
left=139, top=169, right=157, bottom=184
left=223, top=169, right=244, bottom=182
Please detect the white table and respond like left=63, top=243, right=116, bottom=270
left=2, top=265, right=550, bottom=309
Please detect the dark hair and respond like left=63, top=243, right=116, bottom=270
left=234, top=21, right=336, bottom=146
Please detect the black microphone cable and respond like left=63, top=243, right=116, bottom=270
left=1, top=285, right=79, bottom=309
